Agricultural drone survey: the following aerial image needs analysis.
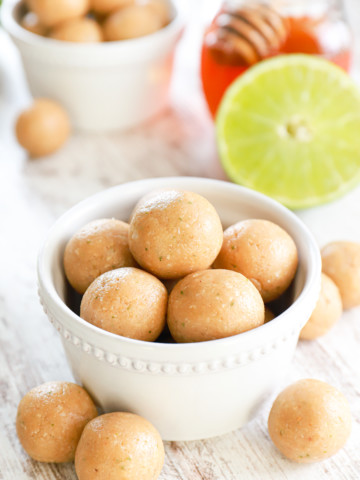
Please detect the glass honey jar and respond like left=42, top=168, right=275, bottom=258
left=201, top=0, right=353, bottom=116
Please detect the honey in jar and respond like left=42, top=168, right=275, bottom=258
left=201, top=0, right=352, bottom=116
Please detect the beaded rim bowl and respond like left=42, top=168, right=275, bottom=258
left=37, top=177, right=321, bottom=440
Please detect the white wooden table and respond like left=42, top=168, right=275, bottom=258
left=1, top=1, right=360, bottom=479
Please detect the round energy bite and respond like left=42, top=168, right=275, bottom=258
left=50, top=17, right=103, bottom=42
left=268, top=379, right=352, bottom=463
left=16, top=381, right=97, bottom=463
left=167, top=269, right=264, bottom=343
left=27, top=0, right=89, bottom=28
left=75, top=412, right=164, bottom=480
left=15, top=98, right=70, bottom=157
left=103, top=4, right=163, bottom=41
left=213, top=219, right=298, bottom=302
left=64, top=218, right=136, bottom=294
left=129, top=187, right=171, bottom=222
left=80, top=267, right=167, bottom=341
left=129, top=190, right=223, bottom=279
left=300, top=273, right=342, bottom=340
left=321, top=241, right=360, bottom=310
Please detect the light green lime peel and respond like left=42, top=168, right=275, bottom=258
left=216, top=54, right=360, bottom=209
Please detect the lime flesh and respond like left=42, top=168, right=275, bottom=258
left=216, top=54, right=360, bottom=209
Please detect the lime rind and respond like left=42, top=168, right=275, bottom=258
left=216, top=54, right=360, bottom=209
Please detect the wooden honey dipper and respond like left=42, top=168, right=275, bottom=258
left=206, top=3, right=289, bottom=66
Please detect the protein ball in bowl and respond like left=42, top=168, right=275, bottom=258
left=80, top=267, right=167, bottom=341
left=129, top=190, right=223, bottom=279
left=103, top=4, right=163, bottom=41
left=75, top=412, right=164, bottom=480
left=268, top=379, right=352, bottom=463
left=321, top=241, right=360, bottom=310
left=300, top=273, right=342, bottom=340
left=27, top=0, right=90, bottom=28
left=49, top=17, right=103, bottom=42
left=15, top=98, right=70, bottom=157
left=213, top=219, right=298, bottom=303
left=16, top=381, right=98, bottom=463
left=167, top=269, right=264, bottom=343
left=64, top=218, right=136, bottom=294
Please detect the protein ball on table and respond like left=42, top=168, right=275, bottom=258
left=50, top=17, right=103, bottom=42
left=27, top=0, right=90, bottom=28
left=16, top=381, right=97, bottom=463
left=129, top=190, right=223, bottom=279
left=15, top=98, right=70, bottom=157
left=213, top=219, right=298, bottom=302
left=167, top=269, right=264, bottom=343
left=75, top=412, right=164, bottom=480
left=300, top=273, right=342, bottom=340
left=64, top=218, right=136, bottom=294
left=103, top=4, right=163, bottom=41
left=80, top=267, right=167, bottom=341
left=321, top=241, right=360, bottom=310
left=268, top=379, right=352, bottom=463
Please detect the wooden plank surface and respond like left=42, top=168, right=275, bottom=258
left=1, top=1, right=360, bottom=478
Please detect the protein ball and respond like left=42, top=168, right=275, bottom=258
left=129, top=187, right=172, bottom=222
left=16, top=381, right=97, bottom=463
left=321, top=241, right=360, bottom=310
left=64, top=218, right=136, bottom=294
left=90, top=0, right=134, bottom=15
left=268, top=379, right=352, bottom=463
left=213, top=219, right=298, bottom=302
left=103, top=4, right=163, bottom=41
left=50, top=17, right=103, bottom=42
left=15, top=98, right=70, bottom=157
left=167, top=269, right=264, bottom=343
left=21, top=12, right=47, bottom=35
left=75, top=412, right=164, bottom=480
left=300, top=273, right=342, bottom=340
left=129, top=190, right=223, bottom=279
left=80, top=267, right=167, bottom=341
left=27, top=0, right=89, bottom=28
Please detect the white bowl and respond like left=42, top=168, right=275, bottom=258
left=1, top=0, right=183, bottom=131
left=37, top=177, right=321, bottom=441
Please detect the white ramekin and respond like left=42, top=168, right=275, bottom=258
left=37, top=177, right=321, bottom=441
left=1, top=0, right=183, bottom=131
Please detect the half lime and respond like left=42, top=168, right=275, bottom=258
left=216, top=54, right=360, bottom=209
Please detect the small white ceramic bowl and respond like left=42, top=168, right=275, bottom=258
left=37, top=177, right=321, bottom=441
left=1, top=0, right=183, bottom=131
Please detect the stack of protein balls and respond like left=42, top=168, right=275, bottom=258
left=64, top=189, right=299, bottom=343
left=21, top=0, right=171, bottom=42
